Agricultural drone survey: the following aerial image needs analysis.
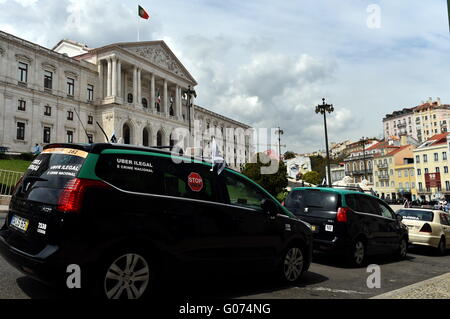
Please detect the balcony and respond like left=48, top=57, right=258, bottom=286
left=377, top=163, right=388, bottom=168
left=378, top=174, right=390, bottom=180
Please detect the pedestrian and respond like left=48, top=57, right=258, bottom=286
left=31, top=143, right=39, bottom=155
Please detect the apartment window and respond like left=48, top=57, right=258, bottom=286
left=445, top=166, right=449, bottom=174
left=18, top=99, right=26, bottom=111
left=67, top=130, right=73, bottom=143
left=404, top=170, right=408, bottom=177
left=446, top=181, right=450, bottom=191
left=423, top=154, right=428, bottom=163
left=16, top=122, right=25, bottom=140
left=67, top=111, right=73, bottom=121
left=410, top=169, right=414, bottom=176
left=44, top=105, right=51, bottom=116
left=443, top=152, right=447, bottom=161
left=44, top=70, right=53, bottom=89
left=18, top=62, right=28, bottom=83
left=417, top=169, right=421, bottom=176
left=405, top=182, right=409, bottom=189
left=434, top=153, right=439, bottom=162
left=67, top=78, right=74, bottom=96
left=389, top=169, right=393, bottom=176
left=391, top=181, right=395, bottom=187
left=88, top=115, right=93, bottom=125
left=43, top=126, right=51, bottom=143
left=425, top=168, right=429, bottom=174
left=398, top=170, right=402, bottom=177
left=412, top=182, right=415, bottom=189
left=87, top=84, right=94, bottom=101
left=418, top=182, right=423, bottom=191
left=399, top=182, right=403, bottom=189
left=381, top=181, right=384, bottom=187
left=436, top=167, right=440, bottom=173
left=415, top=155, right=420, bottom=163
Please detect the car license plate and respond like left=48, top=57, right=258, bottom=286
left=325, top=224, right=334, bottom=232
left=10, top=215, right=29, bottom=232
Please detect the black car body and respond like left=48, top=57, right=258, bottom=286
left=284, top=187, right=408, bottom=266
left=0, top=143, right=312, bottom=298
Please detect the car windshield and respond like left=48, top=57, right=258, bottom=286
left=397, top=209, right=434, bottom=222
left=285, top=190, right=339, bottom=212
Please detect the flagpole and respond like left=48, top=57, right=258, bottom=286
left=137, top=16, right=140, bottom=41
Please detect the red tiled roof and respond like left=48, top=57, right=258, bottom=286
left=422, top=132, right=450, bottom=146
left=386, top=145, right=410, bottom=156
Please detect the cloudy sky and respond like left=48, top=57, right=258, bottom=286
left=1, top=0, right=450, bottom=153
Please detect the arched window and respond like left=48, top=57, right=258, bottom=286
left=127, top=93, right=133, bottom=103
left=123, top=123, right=131, bottom=144
left=142, top=98, right=148, bottom=108
left=157, top=130, right=163, bottom=146
left=143, top=128, right=149, bottom=146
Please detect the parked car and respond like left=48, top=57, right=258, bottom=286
left=283, top=187, right=409, bottom=266
left=0, top=143, right=313, bottom=299
left=396, top=208, right=450, bottom=255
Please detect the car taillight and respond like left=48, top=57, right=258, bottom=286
left=336, top=207, right=349, bottom=222
left=281, top=201, right=285, bottom=206
left=419, top=223, right=432, bottom=233
left=57, top=178, right=110, bottom=213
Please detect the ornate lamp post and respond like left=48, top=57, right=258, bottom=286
left=359, top=137, right=369, bottom=181
left=184, top=85, right=197, bottom=143
left=315, top=98, right=334, bottom=186
left=275, top=126, right=284, bottom=162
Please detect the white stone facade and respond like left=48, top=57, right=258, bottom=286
left=0, top=31, right=253, bottom=170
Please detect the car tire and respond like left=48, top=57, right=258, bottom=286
left=396, top=237, right=408, bottom=260
left=278, top=245, right=305, bottom=284
left=346, top=238, right=366, bottom=267
left=93, top=249, right=155, bottom=299
left=436, top=237, right=446, bottom=256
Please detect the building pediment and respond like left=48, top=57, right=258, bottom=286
left=118, top=42, right=196, bottom=84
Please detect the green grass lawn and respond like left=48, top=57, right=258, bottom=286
left=0, top=159, right=31, bottom=172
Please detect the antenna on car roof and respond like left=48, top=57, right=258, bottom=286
left=96, top=121, right=110, bottom=143
left=73, top=108, right=91, bottom=142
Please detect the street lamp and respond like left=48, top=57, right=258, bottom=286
left=315, top=98, right=334, bottom=187
left=360, top=137, right=369, bottom=181
left=275, top=126, right=284, bottom=162
left=184, top=85, right=197, bottom=143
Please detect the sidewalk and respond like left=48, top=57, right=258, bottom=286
left=0, top=205, right=8, bottom=216
left=371, top=272, right=450, bottom=299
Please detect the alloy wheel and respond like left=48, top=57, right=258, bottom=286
left=283, top=247, right=304, bottom=282
left=354, top=241, right=365, bottom=265
left=104, top=253, right=150, bottom=299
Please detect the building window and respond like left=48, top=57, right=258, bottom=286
left=67, top=78, right=74, bottom=96
left=398, top=170, right=402, bottom=177
left=43, top=126, right=51, bottom=143
left=16, top=122, right=25, bottom=140
left=446, top=181, right=450, bottom=191
left=443, top=152, right=447, bottom=161
left=415, top=155, right=420, bottom=163
left=425, top=168, right=429, bottom=174
left=142, top=98, right=148, bottom=108
left=18, top=99, right=26, bottom=111
left=399, top=182, right=403, bottom=189
left=87, top=134, right=93, bottom=143
left=44, top=70, right=53, bottom=90
left=87, top=84, right=94, bottom=101
left=445, top=166, right=449, bottom=174
left=418, top=182, right=423, bottom=191
left=67, top=111, right=73, bottom=121
left=18, top=62, right=28, bottom=83
left=436, top=167, right=440, bottom=173
left=423, top=154, right=428, bottom=163
left=404, top=170, right=408, bottom=177
left=44, top=105, right=51, bottom=116
left=434, top=153, right=439, bottom=162
left=88, top=115, right=93, bottom=125
left=67, top=130, right=73, bottom=143
left=417, top=169, right=421, bottom=176
left=127, top=93, right=133, bottom=103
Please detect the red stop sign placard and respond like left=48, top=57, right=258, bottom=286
left=188, top=172, right=203, bottom=192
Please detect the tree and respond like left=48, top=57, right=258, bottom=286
left=241, top=152, right=288, bottom=197
left=283, top=151, right=296, bottom=160
left=302, top=171, right=321, bottom=185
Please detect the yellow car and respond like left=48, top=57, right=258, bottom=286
left=396, top=208, right=450, bottom=255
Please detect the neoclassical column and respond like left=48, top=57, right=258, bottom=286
left=106, top=58, right=112, bottom=97
left=98, top=61, right=104, bottom=100
left=150, top=73, right=155, bottom=110
left=117, top=60, right=122, bottom=98
left=176, top=85, right=182, bottom=119
left=111, top=56, right=117, bottom=97
left=137, top=68, right=142, bottom=107
left=163, top=79, right=168, bottom=116
left=133, top=66, right=138, bottom=105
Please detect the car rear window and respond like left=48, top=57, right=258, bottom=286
left=397, top=209, right=434, bottom=222
left=285, top=189, right=339, bottom=213
left=15, top=147, right=88, bottom=204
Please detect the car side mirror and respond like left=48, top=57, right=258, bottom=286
left=261, top=198, right=278, bottom=218
left=396, top=214, right=403, bottom=222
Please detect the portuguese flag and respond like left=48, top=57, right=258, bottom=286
left=138, top=5, right=150, bottom=20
